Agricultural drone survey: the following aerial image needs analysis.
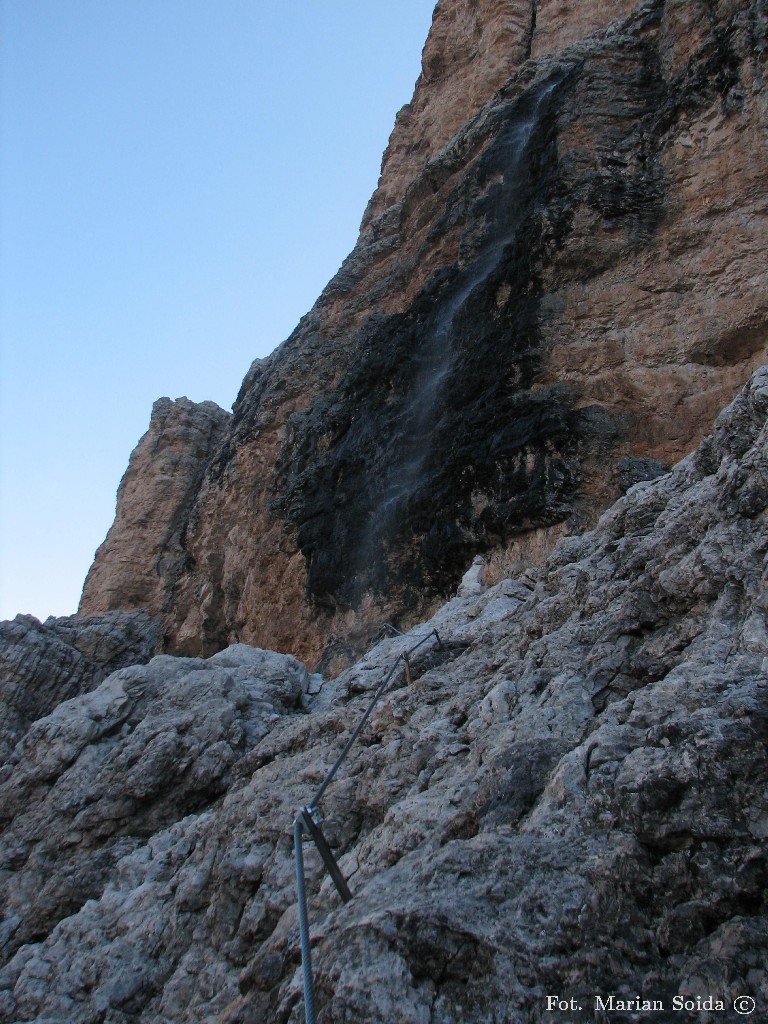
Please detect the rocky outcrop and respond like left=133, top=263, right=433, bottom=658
left=361, top=0, right=538, bottom=226
left=81, top=0, right=768, bottom=670
left=3, top=367, right=766, bottom=1023
left=0, top=610, right=162, bottom=764
left=79, top=397, right=230, bottom=617
left=0, top=644, right=308, bottom=975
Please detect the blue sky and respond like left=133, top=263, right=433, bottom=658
left=0, top=0, right=436, bottom=621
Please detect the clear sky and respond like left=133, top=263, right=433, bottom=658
left=0, top=0, right=437, bottom=621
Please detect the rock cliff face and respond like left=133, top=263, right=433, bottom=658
left=4, top=6, right=765, bottom=1019
left=0, top=610, right=162, bottom=764
left=80, top=0, right=768, bottom=670
left=2, top=367, right=767, bottom=1023
left=80, top=397, right=230, bottom=618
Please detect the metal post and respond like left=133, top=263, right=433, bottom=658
left=294, top=816, right=316, bottom=1024
left=300, top=808, right=352, bottom=903
left=292, top=625, right=444, bottom=1021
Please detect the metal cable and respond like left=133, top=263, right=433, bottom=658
left=310, top=657, right=400, bottom=810
left=294, top=816, right=316, bottom=1024
left=294, top=626, right=442, bottom=1022
left=309, top=629, right=440, bottom=811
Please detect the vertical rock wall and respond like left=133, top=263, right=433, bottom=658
left=80, top=397, right=229, bottom=616
left=80, top=0, right=768, bottom=670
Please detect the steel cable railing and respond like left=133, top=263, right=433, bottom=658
left=293, top=626, right=442, bottom=1024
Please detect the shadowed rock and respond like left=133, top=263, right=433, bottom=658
left=0, top=610, right=163, bottom=763
left=1, top=366, right=766, bottom=1023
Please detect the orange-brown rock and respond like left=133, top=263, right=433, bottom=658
left=80, top=397, right=229, bottom=617
left=80, top=0, right=768, bottom=671
left=362, top=0, right=536, bottom=228
left=531, top=0, right=639, bottom=57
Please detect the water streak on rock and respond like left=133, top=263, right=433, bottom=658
left=363, top=76, right=564, bottom=566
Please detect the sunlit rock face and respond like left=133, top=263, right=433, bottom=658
left=79, top=397, right=230, bottom=619
left=80, top=0, right=768, bottom=669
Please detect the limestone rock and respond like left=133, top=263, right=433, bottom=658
left=83, top=0, right=768, bottom=672
left=531, top=0, right=640, bottom=57
left=0, top=610, right=162, bottom=764
left=0, top=643, right=308, bottom=975
left=2, top=367, right=766, bottom=1023
left=361, top=0, right=537, bottom=228
left=456, top=554, right=487, bottom=597
left=79, top=396, right=230, bottom=618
